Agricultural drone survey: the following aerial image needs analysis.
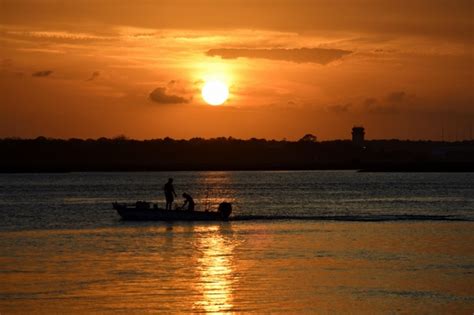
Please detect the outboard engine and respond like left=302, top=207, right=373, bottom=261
left=218, top=202, right=232, bottom=219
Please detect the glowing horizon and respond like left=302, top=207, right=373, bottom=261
left=0, top=0, right=472, bottom=141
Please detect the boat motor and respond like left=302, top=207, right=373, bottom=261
left=218, top=202, right=232, bottom=219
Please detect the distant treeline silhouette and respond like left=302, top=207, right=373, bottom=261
left=1, top=136, right=473, bottom=172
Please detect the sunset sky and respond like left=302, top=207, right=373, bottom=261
left=1, top=0, right=472, bottom=140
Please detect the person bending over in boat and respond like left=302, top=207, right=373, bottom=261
left=181, top=193, right=195, bottom=211
left=163, top=178, right=177, bottom=210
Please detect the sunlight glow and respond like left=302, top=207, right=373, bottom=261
left=202, top=80, right=229, bottom=106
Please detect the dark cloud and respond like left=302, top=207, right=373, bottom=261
left=2, top=1, right=471, bottom=41
left=362, top=92, right=412, bottom=114
left=86, top=71, right=100, bottom=81
left=327, top=103, right=352, bottom=113
left=387, top=91, right=406, bottom=103
left=1, top=58, right=13, bottom=68
left=32, top=70, right=53, bottom=77
left=364, top=97, right=377, bottom=107
left=373, top=48, right=397, bottom=54
left=149, top=87, right=189, bottom=104
left=362, top=97, right=394, bottom=113
left=206, top=48, right=352, bottom=64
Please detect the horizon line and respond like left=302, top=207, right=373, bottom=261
left=1, top=136, right=473, bottom=143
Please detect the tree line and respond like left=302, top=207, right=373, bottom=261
left=0, top=136, right=472, bottom=172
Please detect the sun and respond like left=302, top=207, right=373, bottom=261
left=201, top=80, right=229, bottom=106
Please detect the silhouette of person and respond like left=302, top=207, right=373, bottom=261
left=181, top=193, right=195, bottom=211
left=163, top=178, right=177, bottom=210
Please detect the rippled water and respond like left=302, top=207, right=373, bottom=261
left=0, top=171, right=473, bottom=231
left=1, top=171, right=473, bottom=313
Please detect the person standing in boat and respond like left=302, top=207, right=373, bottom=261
left=163, top=178, right=177, bottom=210
left=181, top=193, right=195, bottom=211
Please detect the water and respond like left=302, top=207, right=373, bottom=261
left=1, top=171, right=473, bottom=231
left=1, top=171, right=473, bottom=313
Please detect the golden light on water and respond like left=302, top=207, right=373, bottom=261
left=194, top=226, right=235, bottom=313
left=2, top=222, right=474, bottom=313
left=196, top=171, right=237, bottom=209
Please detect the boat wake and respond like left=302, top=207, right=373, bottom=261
left=230, top=214, right=473, bottom=222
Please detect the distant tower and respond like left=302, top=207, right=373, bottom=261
left=352, top=126, right=365, bottom=147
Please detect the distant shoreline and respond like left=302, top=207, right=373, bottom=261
left=1, top=164, right=473, bottom=173
left=1, top=138, right=473, bottom=174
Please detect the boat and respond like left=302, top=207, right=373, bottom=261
left=113, top=201, right=232, bottom=221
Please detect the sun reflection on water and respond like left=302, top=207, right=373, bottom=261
left=195, top=171, right=237, bottom=211
left=193, top=225, right=235, bottom=313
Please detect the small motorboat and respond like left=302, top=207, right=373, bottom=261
left=113, top=201, right=232, bottom=221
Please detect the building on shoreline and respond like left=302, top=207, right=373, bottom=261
left=352, top=126, right=365, bottom=147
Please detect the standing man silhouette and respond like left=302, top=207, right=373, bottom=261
left=163, top=178, right=177, bottom=210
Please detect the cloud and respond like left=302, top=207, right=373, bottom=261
left=361, top=96, right=395, bottom=113
left=17, top=48, right=64, bottom=54
left=386, top=91, right=406, bottom=103
left=86, top=71, right=100, bottom=81
left=3, top=30, right=113, bottom=43
left=362, top=91, right=412, bottom=114
left=1, top=58, right=13, bottom=69
left=363, top=97, right=377, bottom=107
left=149, top=87, right=189, bottom=104
left=2, top=1, right=471, bottom=41
left=206, top=47, right=352, bottom=64
left=32, top=70, right=53, bottom=77
left=327, top=103, right=352, bottom=113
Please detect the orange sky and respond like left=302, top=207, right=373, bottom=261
left=1, top=0, right=473, bottom=140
